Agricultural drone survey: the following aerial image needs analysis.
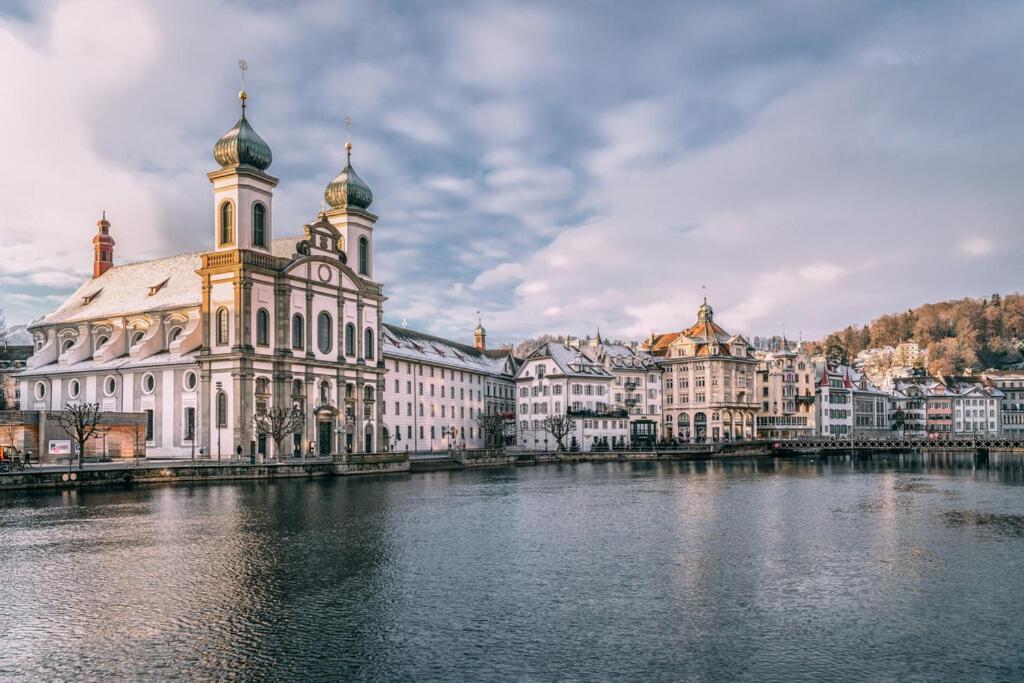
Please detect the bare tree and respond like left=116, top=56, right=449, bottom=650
left=541, top=412, right=577, bottom=451
left=476, top=412, right=505, bottom=449
left=54, top=403, right=106, bottom=470
left=253, top=406, right=306, bottom=460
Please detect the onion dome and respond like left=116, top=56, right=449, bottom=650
left=324, top=142, right=373, bottom=210
left=213, top=91, right=273, bottom=170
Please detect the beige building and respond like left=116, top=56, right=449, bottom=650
left=644, top=300, right=757, bottom=442
left=754, top=344, right=815, bottom=439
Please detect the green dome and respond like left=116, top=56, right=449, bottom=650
left=324, top=144, right=373, bottom=210
left=213, top=93, right=272, bottom=170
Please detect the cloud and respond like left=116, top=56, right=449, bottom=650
left=2, top=0, right=1023, bottom=349
left=960, top=237, right=995, bottom=257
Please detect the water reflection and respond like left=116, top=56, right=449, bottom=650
left=2, top=454, right=1024, bottom=680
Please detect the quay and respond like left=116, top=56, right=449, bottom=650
left=4, top=437, right=1024, bottom=491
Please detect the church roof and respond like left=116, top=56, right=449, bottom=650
left=38, top=252, right=203, bottom=326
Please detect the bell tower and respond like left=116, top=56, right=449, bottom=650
left=208, top=61, right=277, bottom=252
left=323, top=118, right=377, bottom=279
left=474, top=317, right=486, bottom=351
left=92, top=211, right=115, bottom=278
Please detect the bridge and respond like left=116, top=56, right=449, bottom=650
left=769, top=435, right=1024, bottom=453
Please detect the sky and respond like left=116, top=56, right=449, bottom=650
left=1, top=0, right=1022, bottom=346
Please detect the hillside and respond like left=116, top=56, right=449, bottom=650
left=813, top=294, right=1024, bottom=376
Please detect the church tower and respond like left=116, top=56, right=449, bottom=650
left=208, top=78, right=277, bottom=252
left=92, top=212, right=114, bottom=278
left=474, top=318, right=486, bottom=351
left=323, top=126, right=377, bottom=279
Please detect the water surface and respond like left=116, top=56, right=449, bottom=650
left=2, top=454, right=1023, bottom=680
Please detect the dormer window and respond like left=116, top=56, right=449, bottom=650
left=81, top=290, right=101, bottom=305
left=148, top=279, right=169, bottom=296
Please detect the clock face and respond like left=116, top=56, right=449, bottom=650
left=317, top=264, right=332, bottom=283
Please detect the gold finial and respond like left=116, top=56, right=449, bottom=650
left=238, top=59, right=249, bottom=111
left=344, top=116, right=353, bottom=160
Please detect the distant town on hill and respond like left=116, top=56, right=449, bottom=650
left=808, top=293, right=1024, bottom=376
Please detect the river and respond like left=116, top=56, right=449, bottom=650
left=2, top=454, right=1023, bottom=680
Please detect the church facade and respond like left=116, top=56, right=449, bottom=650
left=18, top=90, right=385, bottom=459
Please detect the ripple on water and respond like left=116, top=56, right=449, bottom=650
left=941, top=510, right=1024, bottom=538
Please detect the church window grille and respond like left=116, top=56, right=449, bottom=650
left=256, top=308, right=270, bottom=346
left=358, top=237, right=369, bottom=275
left=216, top=308, right=229, bottom=345
left=292, top=314, right=304, bottom=349
left=219, top=201, right=234, bottom=245
left=252, top=203, right=267, bottom=247
left=145, top=410, right=154, bottom=442
left=216, top=392, right=228, bottom=427
left=364, top=328, right=375, bottom=360
left=184, top=407, right=196, bottom=441
left=317, top=312, right=333, bottom=353
left=345, top=323, right=356, bottom=356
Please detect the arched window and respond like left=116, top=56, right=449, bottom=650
left=61, top=338, right=75, bottom=354
left=256, top=308, right=270, bottom=346
left=252, top=203, right=267, bottom=247
left=320, top=380, right=331, bottom=404
left=292, top=379, right=303, bottom=395
left=216, top=391, right=228, bottom=427
left=130, top=331, right=145, bottom=347
left=345, top=323, right=356, bottom=356
left=292, top=314, right=304, bottom=349
left=219, top=201, right=234, bottom=245
left=255, top=377, right=270, bottom=394
left=358, top=236, right=368, bottom=275
left=216, top=307, right=229, bottom=345
left=364, top=328, right=375, bottom=360
left=317, top=311, right=332, bottom=353
left=167, top=327, right=182, bottom=344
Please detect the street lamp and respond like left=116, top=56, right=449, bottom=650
left=215, top=381, right=223, bottom=463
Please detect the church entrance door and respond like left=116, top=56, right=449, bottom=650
left=318, top=422, right=332, bottom=456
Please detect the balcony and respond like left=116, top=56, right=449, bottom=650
left=567, top=408, right=628, bottom=419
left=623, top=381, right=639, bottom=391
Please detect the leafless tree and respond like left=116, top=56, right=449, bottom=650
left=541, top=412, right=577, bottom=451
left=2, top=422, right=19, bottom=458
left=54, top=402, right=106, bottom=470
left=253, top=405, right=306, bottom=460
left=476, top=412, right=505, bottom=449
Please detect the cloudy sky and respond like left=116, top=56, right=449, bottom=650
left=1, top=0, right=1022, bottom=345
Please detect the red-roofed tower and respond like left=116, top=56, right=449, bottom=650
left=92, top=212, right=114, bottom=278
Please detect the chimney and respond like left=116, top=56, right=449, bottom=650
left=92, top=211, right=115, bottom=278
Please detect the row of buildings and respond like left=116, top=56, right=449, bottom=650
left=4, top=92, right=1023, bottom=460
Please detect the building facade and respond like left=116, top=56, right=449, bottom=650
left=18, top=91, right=385, bottom=460
left=380, top=323, right=518, bottom=453
left=981, top=371, right=1024, bottom=436
left=0, top=344, right=31, bottom=410
left=645, top=300, right=757, bottom=442
left=754, top=344, right=816, bottom=439
left=514, top=342, right=627, bottom=451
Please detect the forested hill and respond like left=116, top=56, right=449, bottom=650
left=814, top=294, right=1024, bottom=375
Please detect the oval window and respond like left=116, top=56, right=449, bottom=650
left=104, top=376, right=117, bottom=397
left=68, top=379, right=80, bottom=399
left=142, top=373, right=156, bottom=394
left=183, top=371, right=198, bottom=391
left=35, top=382, right=46, bottom=400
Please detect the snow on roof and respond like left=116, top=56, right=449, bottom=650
left=39, top=252, right=204, bottom=326
left=18, top=350, right=199, bottom=377
left=520, top=342, right=611, bottom=379
left=382, top=323, right=516, bottom=377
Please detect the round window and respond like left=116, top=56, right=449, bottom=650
left=34, top=382, right=46, bottom=400
left=68, top=379, right=80, bottom=399
left=142, top=373, right=156, bottom=394
left=104, top=376, right=117, bottom=397
left=183, top=371, right=197, bottom=391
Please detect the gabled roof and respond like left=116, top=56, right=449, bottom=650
left=517, top=342, right=612, bottom=379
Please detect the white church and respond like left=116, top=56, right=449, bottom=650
left=18, top=89, right=386, bottom=459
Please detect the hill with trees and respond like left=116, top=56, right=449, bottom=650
left=811, top=294, right=1024, bottom=376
